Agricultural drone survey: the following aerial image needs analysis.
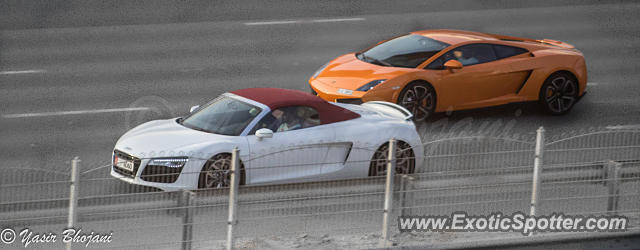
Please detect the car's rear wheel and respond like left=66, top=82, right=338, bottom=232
left=397, top=81, right=436, bottom=122
left=539, top=72, right=579, bottom=115
left=369, top=141, right=415, bottom=176
left=198, top=154, right=244, bottom=189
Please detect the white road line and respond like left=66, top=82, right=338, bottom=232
left=245, top=20, right=300, bottom=25
left=606, top=124, right=640, bottom=130
left=245, top=17, right=365, bottom=26
left=311, top=17, right=366, bottom=23
left=0, top=69, right=46, bottom=75
left=587, top=82, right=598, bottom=86
left=2, top=107, right=151, bottom=118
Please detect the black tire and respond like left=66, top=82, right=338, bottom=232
left=369, top=141, right=415, bottom=176
left=539, top=72, right=579, bottom=115
left=198, top=154, right=245, bottom=189
left=397, top=81, right=436, bottom=122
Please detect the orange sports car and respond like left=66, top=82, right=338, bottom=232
left=308, top=29, right=587, bottom=121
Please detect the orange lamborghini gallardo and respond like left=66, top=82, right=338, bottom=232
left=308, top=29, right=587, bottom=121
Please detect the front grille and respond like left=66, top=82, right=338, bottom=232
left=336, top=98, right=363, bottom=105
left=140, top=165, right=183, bottom=183
left=113, top=150, right=141, bottom=178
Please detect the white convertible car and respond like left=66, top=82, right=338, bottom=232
left=111, top=88, right=423, bottom=191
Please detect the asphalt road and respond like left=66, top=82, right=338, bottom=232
left=1, top=1, right=640, bottom=190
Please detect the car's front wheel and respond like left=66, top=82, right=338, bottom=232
left=198, top=154, right=244, bottom=189
left=397, top=81, right=436, bottom=122
left=539, top=72, right=579, bottom=115
left=369, top=141, right=415, bottom=176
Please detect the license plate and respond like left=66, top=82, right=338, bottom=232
left=115, top=157, right=135, bottom=172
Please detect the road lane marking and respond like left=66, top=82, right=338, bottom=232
left=2, top=107, right=151, bottom=118
left=245, top=17, right=365, bottom=26
left=606, top=124, right=640, bottom=130
left=245, top=20, right=300, bottom=25
left=0, top=69, right=46, bottom=75
left=311, top=17, right=366, bottom=23
left=587, top=82, right=598, bottom=86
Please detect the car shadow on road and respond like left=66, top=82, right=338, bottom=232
left=425, top=101, right=546, bottom=123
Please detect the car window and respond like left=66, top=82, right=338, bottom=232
left=180, top=96, right=262, bottom=136
left=359, top=34, right=450, bottom=68
left=492, top=44, right=529, bottom=59
left=426, top=43, right=498, bottom=69
left=251, top=106, right=320, bottom=134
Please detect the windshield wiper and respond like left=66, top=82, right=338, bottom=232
left=361, top=53, right=393, bottom=67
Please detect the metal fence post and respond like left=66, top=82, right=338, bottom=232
left=182, top=190, right=195, bottom=250
left=606, top=160, right=622, bottom=215
left=174, top=191, right=184, bottom=217
left=226, top=147, right=240, bottom=250
left=380, top=139, right=396, bottom=247
left=399, top=175, right=415, bottom=217
left=530, top=127, right=544, bottom=217
left=67, top=157, right=80, bottom=250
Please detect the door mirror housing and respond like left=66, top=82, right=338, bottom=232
left=189, top=105, right=200, bottom=113
left=255, top=128, right=274, bottom=141
left=444, top=60, right=463, bottom=72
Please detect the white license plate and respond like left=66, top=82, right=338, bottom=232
left=116, top=157, right=135, bottom=172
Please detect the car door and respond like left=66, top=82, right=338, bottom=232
left=425, top=43, right=526, bottom=109
left=319, top=121, right=365, bottom=181
left=489, top=44, right=534, bottom=94
left=245, top=106, right=335, bottom=184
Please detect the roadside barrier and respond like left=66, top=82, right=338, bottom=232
left=1, top=127, right=639, bottom=249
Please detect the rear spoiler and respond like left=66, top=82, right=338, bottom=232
left=361, top=101, right=413, bottom=121
left=535, top=39, right=575, bottom=49
left=488, top=33, right=575, bottom=49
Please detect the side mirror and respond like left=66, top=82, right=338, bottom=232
left=255, top=128, right=273, bottom=141
left=189, top=105, right=200, bottom=113
left=444, top=60, right=463, bottom=72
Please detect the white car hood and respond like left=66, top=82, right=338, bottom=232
left=115, top=118, right=234, bottom=158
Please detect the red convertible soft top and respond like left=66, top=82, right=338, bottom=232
left=231, top=88, right=360, bottom=125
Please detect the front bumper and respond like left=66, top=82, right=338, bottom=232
left=309, top=78, right=366, bottom=102
left=110, top=154, right=205, bottom=191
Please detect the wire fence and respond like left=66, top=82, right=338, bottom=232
left=0, top=127, right=639, bottom=249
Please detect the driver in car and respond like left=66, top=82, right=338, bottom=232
left=276, top=108, right=303, bottom=132
left=453, top=50, right=479, bottom=65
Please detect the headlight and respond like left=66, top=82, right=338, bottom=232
left=148, top=157, right=188, bottom=168
left=312, top=62, right=329, bottom=79
left=356, top=79, right=386, bottom=92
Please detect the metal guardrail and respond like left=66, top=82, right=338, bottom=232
left=1, top=127, right=639, bottom=249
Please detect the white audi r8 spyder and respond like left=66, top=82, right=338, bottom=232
left=111, top=88, right=423, bottom=191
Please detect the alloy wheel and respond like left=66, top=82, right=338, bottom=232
left=202, top=155, right=232, bottom=188
left=370, top=141, right=415, bottom=176
left=400, top=84, right=434, bottom=122
left=544, top=76, right=577, bottom=114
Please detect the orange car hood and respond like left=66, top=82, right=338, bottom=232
left=315, top=53, right=414, bottom=90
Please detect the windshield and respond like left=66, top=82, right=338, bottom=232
left=180, top=96, right=262, bottom=136
left=359, top=34, right=449, bottom=68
